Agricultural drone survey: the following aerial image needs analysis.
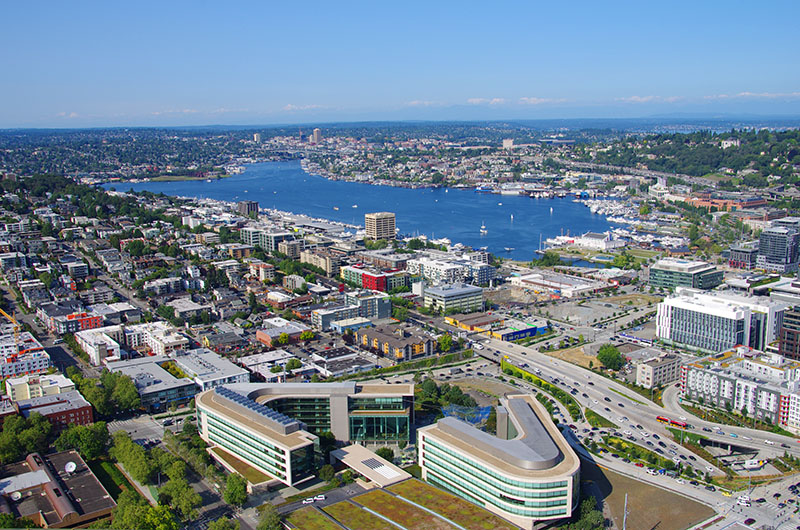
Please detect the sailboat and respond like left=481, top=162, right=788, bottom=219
left=480, top=222, right=488, bottom=235
left=333, top=206, right=339, bottom=211
left=510, top=214, right=514, bottom=221
left=550, top=206, right=553, bottom=214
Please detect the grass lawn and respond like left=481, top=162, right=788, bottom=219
left=585, top=408, right=618, bottom=429
left=88, top=459, right=136, bottom=500
left=284, top=506, right=342, bottom=530
left=324, top=501, right=396, bottom=530
left=388, top=479, right=516, bottom=530
left=354, top=489, right=456, bottom=530
left=210, top=447, right=270, bottom=484
left=403, top=464, right=421, bottom=479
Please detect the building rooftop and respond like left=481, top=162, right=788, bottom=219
left=173, top=348, right=248, bottom=384
left=424, top=283, right=483, bottom=297
left=0, top=450, right=116, bottom=526
left=16, top=390, right=90, bottom=418
left=106, top=356, right=195, bottom=395
left=421, top=394, right=579, bottom=478
left=651, top=257, right=716, bottom=273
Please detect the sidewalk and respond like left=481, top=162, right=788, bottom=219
left=115, top=462, right=158, bottom=505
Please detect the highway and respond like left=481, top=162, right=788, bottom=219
left=486, top=337, right=800, bottom=456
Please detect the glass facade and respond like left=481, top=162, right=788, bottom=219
left=669, top=306, right=745, bottom=353
left=349, top=415, right=409, bottom=442
left=420, top=436, right=572, bottom=520
left=349, top=396, right=406, bottom=410
left=269, top=397, right=331, bottom=434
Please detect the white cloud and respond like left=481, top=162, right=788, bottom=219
left=705, top=91, right=800, bottom=100
left=56, top=111, right=80, bottom=118
left=406, top=100, right=437, bottom=107
left=283, top=103, right=323, bottom=112
left=519, top=97, right=567, bottom=105
left=150, top=109, right=199, bottom=116
left=467, top=98, right=488, bottom=105
left=489, top=98, right=506, bottom=105
left=615, top=95, right=683, bottom=104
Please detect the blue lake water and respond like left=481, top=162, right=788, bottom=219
left=105, top=160, right=615, bottom=261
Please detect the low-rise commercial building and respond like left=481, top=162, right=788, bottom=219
left=6, top=374, right=75, bottom=402
left=635, top=352, right=681, bottom=389
left=0, top=450, right=116, bottom=528
left=648, top=258, right=723, bottom=290
left=423, top=283, right=484, bottom=314
left=15, top=391, right=93, bottom=431
left=171, top=348, right=249, bottom=391
left=106, top=356, right=197, bottom=412
left=418, top=394, right=580, bottom=529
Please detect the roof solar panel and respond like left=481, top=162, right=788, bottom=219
left=214, top=386, right=295, bottom=426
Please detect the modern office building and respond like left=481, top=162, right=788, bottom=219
left=196, top=382, right=414, bottom=486
left=656, top=287, right=787, bottom=354
left=648, top=258, right=723, bottom=290
left=729, top=241, right=760, bottom=270
left=758, top=226, right=800, bottom=273
left=423, top=283, right=484, bottom=314
left=312, top=128, right=322, bottom=144
left=240, top=228, right=295, bottom=252
left=778, top=306, right=800, bottom=361
left=418, top=394, right=580, bottom=529
left=364, top=212, right=396, bottom=240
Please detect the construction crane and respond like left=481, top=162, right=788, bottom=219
left=0, top=307, right=20, bottom=346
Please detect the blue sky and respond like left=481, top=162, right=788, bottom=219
left=2, top=1, right=799, bottom=127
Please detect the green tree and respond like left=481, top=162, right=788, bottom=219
left=0, top=513, right=38, bottom=528
left=285, top=358, right=302, bottom=371
left=375, top=447, right=394, bottom=462
left=437, top=334, right=453, bottom=353
left=209, top=520, right=240, bottom=530
left=275, top=333, right=290, bottom=345
left=143, top=505, right=181, bottom=530
left=597, top=344, right=624, bottom=371
left=256, top=503, right=283, bottom=530
left=319, top=464, right=336, bottom=482
left=112, top=489, right=150, bottom=529
left=158, top=477, right=201, bottom=521
left=224, top=473, right=248, bottom=507
left=299, top=330, right=315, bottom=341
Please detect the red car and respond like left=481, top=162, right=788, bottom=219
left=634, top=463, right=644, bottom=467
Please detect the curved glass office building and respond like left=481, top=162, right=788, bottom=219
left=418, top=394, right=580, bottom=529
left=196, top=382, right=414, bottom=486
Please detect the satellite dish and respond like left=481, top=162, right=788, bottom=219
left=10, top=492, right=21, bottom=501
left=65, top=462, right=77, bottom=474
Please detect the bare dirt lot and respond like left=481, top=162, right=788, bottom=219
left=544, top=346, right=598, bottom=369
left=581, top=459, right=715, bottom=530
left=605, top=293, right=662, bottom=307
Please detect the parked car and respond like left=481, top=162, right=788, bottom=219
left=302, top=498, right=314, bottom=505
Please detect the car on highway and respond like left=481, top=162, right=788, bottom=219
left=618, top=403, right=625, bottom=408
left=302, top=498, right=315, bottom=505
left=764, top=439, right=775, bottom=445
left=604, top=397, right=611, bottom=402
left=702, top=427, right=712, bottom=432
left=705, top=485, right=716, bottom=491
left=635, top=463, right=644, bottom=467
left=314, top=495, right=326, bottom=501
left=743, top=518, right=755, bottom=526
left=729, top=433, right=738, bottom=438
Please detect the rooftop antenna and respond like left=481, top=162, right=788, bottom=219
left=65, top=461, right=77, bottom=474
